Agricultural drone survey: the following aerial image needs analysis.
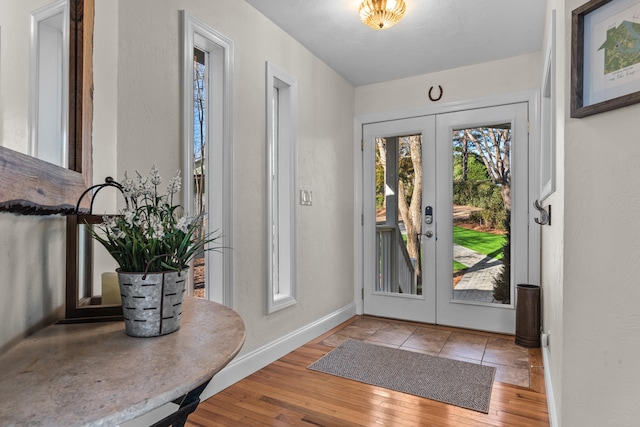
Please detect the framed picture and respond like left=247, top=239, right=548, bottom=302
left=571, top=0, right=640, bottom=118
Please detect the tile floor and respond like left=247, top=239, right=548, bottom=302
left=319, top=316, right=531, bottom=388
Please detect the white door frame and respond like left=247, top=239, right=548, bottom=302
left=181, top=11, right=235, bottom=307
left=353, top=90, right=540, bottom=321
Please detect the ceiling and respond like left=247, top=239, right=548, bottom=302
left=244, top=0, right=547, bottom=87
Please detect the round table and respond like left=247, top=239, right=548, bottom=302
left=0, top=297, right=245, bottom=427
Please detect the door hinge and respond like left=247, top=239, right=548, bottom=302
left=361, top=139, right=364, bottom=151
left=361, top=214, right=364, bottom=226
left=361, top=288, right=364, bottom=299
left=528, top=121, right=531, bottom=134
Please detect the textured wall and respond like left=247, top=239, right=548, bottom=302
left=539, top=0, right=565, bottom=421
left=0, top=214, right=65, bottom=353
left=354, top=52, right=542, bottom=115
left=563, top=2, right=640, bottom=424
left=537, top=1, right=640, bottom=424
left=115, top=0, right=356, bottom=355
left=563, top=100, right=640, bottom=423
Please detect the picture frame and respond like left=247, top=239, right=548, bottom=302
left=571, top=0, right=640, bottom=118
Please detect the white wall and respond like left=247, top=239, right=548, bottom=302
left=540, top=1, right=565, bottom=423
left=0, top=214, right=66, bottom=353
left=91, top=0, right=119, bottom=211
left=561, top=2, right=640, bottom=425
left=114, top=0, right=355, bottom=355
left=541, top=1, right=640, bottom=424
left=355, top=52, right=542, bottom=115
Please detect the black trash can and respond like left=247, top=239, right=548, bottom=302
left=515, top=284, right=541, bottom=348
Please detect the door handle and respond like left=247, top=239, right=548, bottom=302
left=417, top=231, right=434, bottom=238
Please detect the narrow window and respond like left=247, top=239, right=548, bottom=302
left=182, top=12, right=234, bottom=307
left=192, top=47, right=207, bottom=299
left=266, top=62, right=297, bottom=313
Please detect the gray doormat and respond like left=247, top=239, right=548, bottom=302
left=308, top=339, right=496, bottom=413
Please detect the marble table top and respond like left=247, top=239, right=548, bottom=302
left=0, top=297, right=245, bottom=427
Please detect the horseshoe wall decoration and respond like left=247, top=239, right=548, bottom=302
left=428, top=85, right=443, bottom=102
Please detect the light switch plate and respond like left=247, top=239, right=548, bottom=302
left=300, top=190, right=312, bottom=206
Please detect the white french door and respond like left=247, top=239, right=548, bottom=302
left=362, top=102, right=531, bottom=334
left=363, top=116, right=437, bottom=323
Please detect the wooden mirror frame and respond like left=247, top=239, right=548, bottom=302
left=0, top=0, right=94, bottom=215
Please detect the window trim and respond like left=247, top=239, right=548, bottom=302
left=29, top=0, right=69, bottom=168
left=181, top=11, right=234, bottom=308
left=266, top=61, right=297, bottom=313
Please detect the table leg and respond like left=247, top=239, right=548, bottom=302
left=149, top=379, right=211, bottom=427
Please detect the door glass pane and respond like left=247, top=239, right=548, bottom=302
left=375, top=135, right=422, bottom=295
left=452, top=125, right=511, bottom=304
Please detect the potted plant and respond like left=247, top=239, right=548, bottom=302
left=90, top=166, right=219, bottom=337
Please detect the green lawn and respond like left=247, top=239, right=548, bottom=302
left=454, top=226, right=505, bottom=258
left=453, top=260, right=467, bottom=271
left=453, top=226, right=505, bottom=271
left=397, top=225, right=504, bottom=271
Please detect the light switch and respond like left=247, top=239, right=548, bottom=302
left=300, top=190, right=312, bottom=206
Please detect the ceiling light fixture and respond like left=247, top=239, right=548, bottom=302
left=359, top=0, right=407, bottom=30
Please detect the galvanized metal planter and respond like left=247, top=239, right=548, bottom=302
left=117, top=269, right=187, bottom=337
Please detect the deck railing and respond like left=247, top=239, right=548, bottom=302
left=376, top=225, right=417, bottom=294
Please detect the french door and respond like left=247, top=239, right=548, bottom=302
left=362, top=103, right=531, bottom=334
left=363, top=116, right=437, bottom=323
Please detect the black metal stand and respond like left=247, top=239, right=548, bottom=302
left=149, top=379, right=211, bottom=427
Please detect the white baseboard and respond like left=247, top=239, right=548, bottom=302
left=541, top=335, right=559, bottom=427
left=200, top=302, right=357, bottom=401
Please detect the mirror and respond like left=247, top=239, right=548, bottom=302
left=0, top=0, right=93, bottom=214
left=30, top=0, right=68, bottom=168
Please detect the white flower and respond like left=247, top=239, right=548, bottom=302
left=90, top=168, right=220, bottom=272
left=150, top=165, right=162, bottom=186
left=109, top=228, right=126, bottom=240
left=123, top=209, right=138, bottom=227
left=103, top=215, right=125, bottom=240
left=176, top=215, right=191, bottom=233
left=152, top=224, right=164, bottom=239
left=167, top=170, right=182, bottom=195
left=148, top=214, right=164, bottom=239
left=137, top=175, right=154, bottom=197
left=103, top=215, right=117, bottom=230
left=121, top=172, right=138, bottom=198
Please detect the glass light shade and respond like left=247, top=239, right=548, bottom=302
left=359, top=0, right=407, bottom=30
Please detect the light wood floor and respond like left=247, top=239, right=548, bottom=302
left=187, top=316, right=549, bottom=426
